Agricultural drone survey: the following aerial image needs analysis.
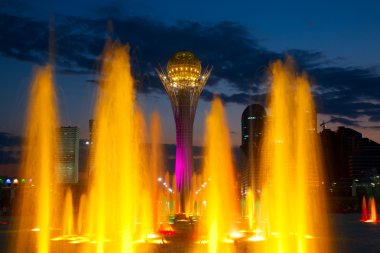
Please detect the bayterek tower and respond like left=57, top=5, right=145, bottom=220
left=156, top=52, right=212, bottom=212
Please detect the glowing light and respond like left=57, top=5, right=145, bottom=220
left=229, top=231, right=243, bottom=239
left=248, top=235, right=265, bottom=242
left=156, top=239, right=169, bottom=244
left=146, top=233, right=159, bottom=239
left=271, top=232, right=280, bottom=237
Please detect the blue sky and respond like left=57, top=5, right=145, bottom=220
left=0, top=0, right=380, bottom=145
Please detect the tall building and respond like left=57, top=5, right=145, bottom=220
left=241, top=104, right=266, bottom=147
left=156, top=51, right=212, bottom=211
left=240, top=104, right=266, bottom=194
left=89, top=119, right=94, bottom=145
left=320, top=126, right=380, bottom=196
left=349, top=138, right=380, bottom=179
left=58, top=126, right=79, bottom=183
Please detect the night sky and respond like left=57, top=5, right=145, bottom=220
left=0, top=0, right=380, bottom=146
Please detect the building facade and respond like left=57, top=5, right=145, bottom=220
left=240, top=104, right=266, bottom=194
left=58, top=126, right=79, bottom=183
left=320, top=126, right=380, bottom=196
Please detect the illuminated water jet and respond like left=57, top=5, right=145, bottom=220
left=202, top=97, right=239, bottom=253
left=8, top=43, right=335, bottom=253
left=83, top=42, right=146, bottom=253
left=361, top=196, right=368, bottom=222
left=10, top=65, right=59, bottom=253
left=259, top=59, right=331, bottom=253
left=362, top=197, right=378, bottom=223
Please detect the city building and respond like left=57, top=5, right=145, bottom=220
left=57, top=126, right=79, bottom=183
left=240, top=104, right=266, bottom=194
left=320, top=126, right=380, bottom=196
left=89, top=119, right=94, bottom=145
left=349, top=138, right=380, bottom=179
left=156, top=51, right=212, bottom=211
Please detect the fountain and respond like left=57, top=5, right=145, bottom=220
left=82, top=42, right=151, bottom=253
left=259, top=59, right=331, bottom=253
left=149, top=112, right=168, bottom=229
left=10, top=65, right=59, bottom=253
left=361, top=196, right=378, bottom=223
left=201, top=97, right=239, bottom=253
left=369, top=197, right=378, bottom=223
left=9, top=41, right=332, bottom=253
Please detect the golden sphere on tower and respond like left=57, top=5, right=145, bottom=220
left=167, top=52, right=202, bottom=83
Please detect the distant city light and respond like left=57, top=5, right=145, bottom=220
left=5, top=179, right=11, bottom=184
left=158, top=177, right=162, bottom=182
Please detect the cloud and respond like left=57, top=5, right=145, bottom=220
left=1, top=13, right=380, bottom=129
left=310, top=67, right=380, bottom=123
left=369, top=116, right=380, bottom=122
left=0, top=132, right=22, bottom=164
left=329, top=116, right=361, bottom=127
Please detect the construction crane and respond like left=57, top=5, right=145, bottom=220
left=320, top=120, right=331, bottom=130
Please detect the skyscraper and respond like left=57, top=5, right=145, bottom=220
left=240, top=104, right=266, bottom=193
left=89, top=119, right=94, bottom=145
left=156, top=52, right=212, bottom=211
left=58, top=126, right=79, bottom=183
